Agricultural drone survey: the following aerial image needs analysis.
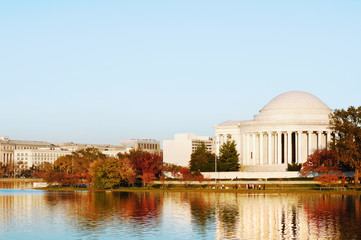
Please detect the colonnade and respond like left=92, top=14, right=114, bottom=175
left=1, top=153, right=13, bottom=164
left=240, top=130, right=332, bottom=165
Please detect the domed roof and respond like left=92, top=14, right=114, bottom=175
left=254, top=91, right=331, bottom=122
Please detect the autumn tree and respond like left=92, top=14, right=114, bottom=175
left=31, top=162, right=54, bottom=178
left=41, top=170, right=81, bottom=186
left=329, top=106, right=361, bottom=186
left=189, top=142, right=216, bottom=172
left=179, top=168, right=205, bottom=188
left=218, top=141, right=240, bottom=171
left=54, top=155, right=73, bottom=173
left=301, top=149, right=341, bottom=186
left=180, top=167, right=192, bottom=188
left=89, top=156, right=136, bottom=189
left=120, top=150, right=163, bottom=184
left=162, top=163, right=183, bottom=178
left=54, top=147, right=106, bottom=184
left=0, top=163, right=7, bottom=177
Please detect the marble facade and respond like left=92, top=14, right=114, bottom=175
left=214, top=91, right=332, bottom=171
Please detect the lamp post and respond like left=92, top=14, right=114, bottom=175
left=215, top=143, right=217, bottom=188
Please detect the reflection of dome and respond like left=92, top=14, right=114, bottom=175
left=254, top=91, right=331, bottom=122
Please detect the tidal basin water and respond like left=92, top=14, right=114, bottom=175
left=1, top=182, right=361, bottom=240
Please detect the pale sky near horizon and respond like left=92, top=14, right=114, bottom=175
left=1, top=1, right=360, bottom=145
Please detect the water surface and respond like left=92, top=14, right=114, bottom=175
left=1, top=182, right=360, bottom=239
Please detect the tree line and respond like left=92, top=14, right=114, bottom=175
left=35, top=148, right=163, bottom=189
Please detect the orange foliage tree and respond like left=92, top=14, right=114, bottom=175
left=301, top=149, right=342, bottom=186
left=329, top=106, right=361, bottom=187
left=120, top=150, right=163, bottom=185
left=178, top=168, right=206, bottom=188
left=53, top=148, right=107, bottom=185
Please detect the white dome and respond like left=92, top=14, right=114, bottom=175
left=254, top=91, right=331, bottom=122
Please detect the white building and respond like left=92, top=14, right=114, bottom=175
left=214, top=91, right=332, bottom=172
left=55, top=142, right=125, bottom=152
left=102, top=149, right=127, bottom=157
left=0, top=137, right=53, bottom=165
left=14, top=148, right=71, bottom=169
left=121, top=139, right=161, bottom=154
left=163, top=133, right=215, bottom=166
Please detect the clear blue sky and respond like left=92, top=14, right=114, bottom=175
left=1, top=1, right=360, bottom=145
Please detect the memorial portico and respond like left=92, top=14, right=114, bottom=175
left=214, top=91, right=332, bottom=171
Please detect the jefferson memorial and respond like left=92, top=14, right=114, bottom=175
left=214, top=91, right=332, bottom=172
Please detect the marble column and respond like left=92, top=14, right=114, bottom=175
left=268, top=132, right=272, bottom=165
left=277, top=132, right=282, bottom=164
left=317, top=131, right=322, bottom=150
left=298, top=131, right=302, bottom=164
left=327, top=131, right=331, bottom=150
left=246, top=133, right=250, bottom=165
left=287, top=131, right=292, bottom=164
left=308, top=131, right=312, bottom=155
left=252, top=133, right=256, bottom=165
left=260, top=132, right=263, bottom=165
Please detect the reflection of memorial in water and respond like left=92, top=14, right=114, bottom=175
left=2, top=189, right=361, bottom=239
left=214, top=193, right=310, bottom=240
left=208, top=193, right=361, bottom=240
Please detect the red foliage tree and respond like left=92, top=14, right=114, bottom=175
left=162, top=163, right=183, bottom=178
left=41, top=170, right=82, bottom=186
left=301, top=149, right=342, bottom=185
left=178, top=168, right=206, bottom=187
left=141, top=172, right=155, bottom=188
left=179, top=167, right=192, bottom=187
left=121, top=150, right=163, bottom=179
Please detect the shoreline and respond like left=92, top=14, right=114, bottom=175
left=2, top=178, right=360, bottom=195
left=37, top=186, right=361, bottom=195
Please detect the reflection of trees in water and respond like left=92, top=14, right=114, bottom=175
left=303, top=194, right=361, bottom=239
left=217, top=201, right=239, bottom=237
left=185, top=192, right=239, bottom=238
left=183, top=192, right=216, bottom=235
left=43, top=192, right=163, bottom=238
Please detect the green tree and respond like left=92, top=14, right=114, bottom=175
left=329, top=106, right=361, bottom=187
left=189, top=142, right=216, bottom=172
left=218, top=141, right=240, bottom=171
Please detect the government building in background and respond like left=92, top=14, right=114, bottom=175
left=163, top=133, right=215, bottom=166
left=214, top=91, right=332, bottom=172
left=1, top=136, right=161, bottom=169
left=121, top=139, right=161, bottom=154
left=0, top=137, right=53, bottom=166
